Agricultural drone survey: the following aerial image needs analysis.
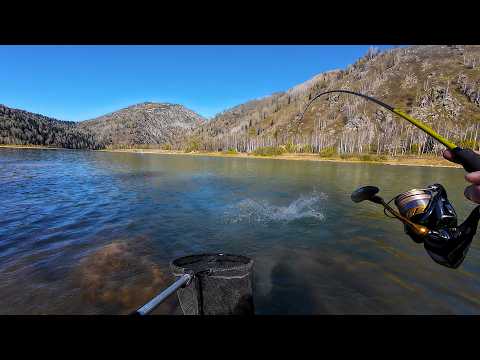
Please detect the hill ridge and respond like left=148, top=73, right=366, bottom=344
left=182, top=45, right=480, bottom=156
left=0, top=101, right=205, bottom=149
left=2, top=45, right=480, bottom=155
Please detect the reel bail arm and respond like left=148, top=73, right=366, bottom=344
left=350, top=186, right=429, bottom=238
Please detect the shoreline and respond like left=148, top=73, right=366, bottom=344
left=0, top=145, right=462, bottom=168
left=0, top=144, right=70, bottom=151
left=104, top=149, right=461, bottom=168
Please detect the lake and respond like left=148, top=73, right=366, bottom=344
left=1, top=148, right=480, bottom=314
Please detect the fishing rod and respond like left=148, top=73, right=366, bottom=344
left=299, top=89, right=480, bottom=173
left=301, top=90, right=480, bottom=268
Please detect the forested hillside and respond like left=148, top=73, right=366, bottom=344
left=0, top=103, right=205, bottom=150
left=0, top=105, right=100, bottom=149
left=2, top=45, right=480, bottom=156
left=181, top=45, right=480, bottom=157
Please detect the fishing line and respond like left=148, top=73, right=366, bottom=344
left=298, top=89, right=480, bottom=172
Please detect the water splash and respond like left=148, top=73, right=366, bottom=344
left=223, top=191, right=327, bottom=224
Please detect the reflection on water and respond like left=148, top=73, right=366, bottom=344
left=1, top=148, right=480, bottom=314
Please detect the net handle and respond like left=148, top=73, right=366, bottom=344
left=130, top=273, right=192, bottom=316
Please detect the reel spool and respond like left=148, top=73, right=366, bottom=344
left=394, top=188, right=433, bottom=220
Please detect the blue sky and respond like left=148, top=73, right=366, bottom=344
left=0, top=45, right=394, bottom=121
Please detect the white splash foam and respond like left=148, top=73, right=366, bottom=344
left=223, top=191, right=327, bottom=224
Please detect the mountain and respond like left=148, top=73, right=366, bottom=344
left=78, top=102, right=205, bottom=149
left=182, top=45, right=480, bottom=156
left=0, top=104, right=101, bottom=149
left=0, top=102, right=205, bottom=150
left=2, top=45, right=480, bottom=156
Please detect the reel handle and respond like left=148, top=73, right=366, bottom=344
left=379, top=198, right=429, bottom=237
left=451, top=147, right=480, bottom=173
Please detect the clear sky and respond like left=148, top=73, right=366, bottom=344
left=0, top=45, right=394, bottom=121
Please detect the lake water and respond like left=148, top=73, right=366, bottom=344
left=1, top=148, right=480, bottom=314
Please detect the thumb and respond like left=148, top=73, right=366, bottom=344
left=464, top=184, right=480, bottom=204
left=443, top=149, right=462, bottom=164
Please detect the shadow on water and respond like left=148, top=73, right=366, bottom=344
left=254, top=258, right=324, bottom=314
left=252, top=248, right=381, bottom=315
left=251, top=243, right=470, bottom=315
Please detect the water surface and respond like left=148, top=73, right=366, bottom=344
left=1, top=148, right=479, bottom=314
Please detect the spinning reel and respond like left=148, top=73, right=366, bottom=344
left=351, top=184, right=480, bottom=268
left=300, top=89, right=480, bottom=269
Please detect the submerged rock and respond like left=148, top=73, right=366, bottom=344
left=75, top=240, right=177, bottom=314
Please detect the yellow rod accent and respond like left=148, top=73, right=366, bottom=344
left=392, top=108, right=457, bottom=150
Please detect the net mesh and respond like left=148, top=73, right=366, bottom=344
left=170, top=253, right=254, bottom=315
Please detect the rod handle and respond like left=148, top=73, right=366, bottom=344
left=451, top=147, right=480, bottom=173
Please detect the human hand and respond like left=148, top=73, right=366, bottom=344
left=444, top=149, right=480, bottom=203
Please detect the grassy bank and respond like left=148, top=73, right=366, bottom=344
left=0, top=144, right=462, bottom=168
left=100, top=148, right=462, bottom=168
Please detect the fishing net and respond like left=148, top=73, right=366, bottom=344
left=170, top=253, right=254, bottom=315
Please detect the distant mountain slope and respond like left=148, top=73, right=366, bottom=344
left=183, top=45, right=480, bottom=156
left=78, top=102, right=205, bottom=149
left=2, top=45, right=480, bottom=155
left=0, top=105, right=101, bottom=149
left=0, top=102, right=205, bottom=150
